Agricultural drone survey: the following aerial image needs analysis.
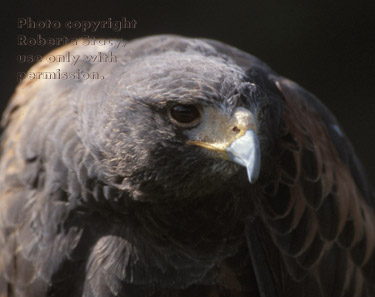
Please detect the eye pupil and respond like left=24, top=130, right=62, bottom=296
left=170, top=104, right=201, bottom=124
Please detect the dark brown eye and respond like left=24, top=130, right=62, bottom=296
left=168, top=104, right=202, bottom=127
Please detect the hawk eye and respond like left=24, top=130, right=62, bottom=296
left=169, top=104, right=202, bottom=127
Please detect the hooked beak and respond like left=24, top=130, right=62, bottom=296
left=226, top=129, right=261, bottom=183
left=187, top=107, right=261, bottom=183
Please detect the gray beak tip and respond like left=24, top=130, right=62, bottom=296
left=226, top=130, right=261, bottom=184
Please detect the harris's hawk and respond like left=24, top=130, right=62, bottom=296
left=0, top=35, right=374, bottom=297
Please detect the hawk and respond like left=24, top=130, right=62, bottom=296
left=0, top=35, right=374, bottom=297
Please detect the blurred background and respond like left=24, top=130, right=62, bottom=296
left=1, top=0, right=374, bottom=181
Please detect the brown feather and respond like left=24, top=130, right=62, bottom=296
left=269, top=78, right=375, bottom=296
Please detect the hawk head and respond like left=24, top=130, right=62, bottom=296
left=75, top=48, right=282, bottom=202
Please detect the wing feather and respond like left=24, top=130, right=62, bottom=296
left=261, top=77, right=375, bottom=296
left=0, top=41, right=104, bottom=296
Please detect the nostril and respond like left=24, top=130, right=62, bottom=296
left=232, top=126, right=240, bottom=133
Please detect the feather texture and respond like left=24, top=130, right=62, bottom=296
left=0, top=35, right=373, bottom=297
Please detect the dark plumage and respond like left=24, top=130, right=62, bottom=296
left=0, top=35, right=374, bottom=297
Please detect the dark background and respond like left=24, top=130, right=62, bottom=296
left=1, top=0, right=374, bottom=182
